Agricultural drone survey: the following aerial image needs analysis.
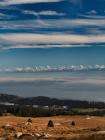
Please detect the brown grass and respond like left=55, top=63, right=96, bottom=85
left=0, top=115, right=105, bottom=139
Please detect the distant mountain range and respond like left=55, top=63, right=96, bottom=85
left=1, top=65, right=105, bottom=73
left=0, top=93, right=105, bottom=109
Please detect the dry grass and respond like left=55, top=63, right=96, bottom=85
left=0, top=115, right=105, bottom=139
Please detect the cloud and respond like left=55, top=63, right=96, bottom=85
left=87, top=10, right=97, bottom=15
left=1, top=65, right=105, bottom=87
left=0, top=13, right=6, bottom=17
left=0, top=0, right=62, bottom=6
left=23, top=10, right=65, bottom=16
left=38, top=11, right=65, bottom=16
left=80, top=14, right=105, bottom=19
left=0, top=77, right=54, bottom=82
left=0, top=18, right=105, bottom=32
left=0, top=12, right=13, bottom=19
left=0, top=13, right=7, bottom=19
left=0, top=17, right=105, bottom=49
left=1, top=44, right=92, bottom=50
left=1, top=33, right=105, bottom=46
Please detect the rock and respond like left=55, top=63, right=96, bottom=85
left=15, top=132, right=23, bottom=138
left=2, top=124, right=15, bottom=131
left=27, top=119, right=32, bottom=123
left=71, top=121, right=75, bottom=126
left=25, top=118, right=33, bottom=126
left=18, top=134, right=37, bottom=140
left=35, top=133, right=41, bottom=137
left=47, top=120, right=54, bottom=127
left=0, top=137, right=8, bottom=140
left=96, top=131, right=105, bottom=135
left=43, top=133, right=52, bottom=138
left=54, top=123, right=61, bottom=126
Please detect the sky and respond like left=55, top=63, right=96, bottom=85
left=0, top=0, right=105, bottom=100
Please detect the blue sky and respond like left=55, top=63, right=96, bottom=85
left=0, top=0, right=105, bottom=100
left=0, top=0, right=105, bottom=68
left=0, top=47, right=105, bottom=69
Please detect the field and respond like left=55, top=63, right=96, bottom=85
left=0, top=115, right=105, bottom=139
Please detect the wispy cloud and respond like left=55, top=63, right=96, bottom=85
left=0, top=74, right=105, bottom=85
left=0, top=12, right=14, bottom=19
left=0, top=19, right=105, bottom=33
left=0, top=77, right=54, bottom=82
left=37, top=11, right=65, bottom=16
left=0, top=44, right=92, bottom=50
left=87, top=10, right=97, bottom=15
left=0, top=0, right=62, bottom=6
left=0, top=13, right=6, bottom=17
left=1, top=33, right=105, bottom=47
left=0, top=0, right=105, bottom=49
left=23, top=10, right=65, bottom=16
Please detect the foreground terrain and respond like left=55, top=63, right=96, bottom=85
left=0, top=115, right=105, bottom=139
